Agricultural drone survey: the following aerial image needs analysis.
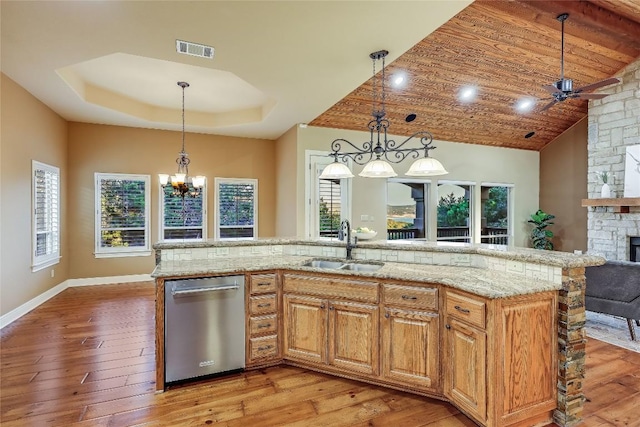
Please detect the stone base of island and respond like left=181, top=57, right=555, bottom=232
left=152, top=239, right=604, bottom=427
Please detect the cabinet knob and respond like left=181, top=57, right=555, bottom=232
left=320, top=304, right=326, bottom=309
left=445, top=324, right=451, bottom=330
left=329, top=306, right=334, bottom=311
left=384, top=313, right=390, bottom=318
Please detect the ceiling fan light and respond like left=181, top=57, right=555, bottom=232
left=406, top=157, right=448, bottom=176
left=359, top=159, right=397, bottom=178
left=319, top=161, right=354, bottom=179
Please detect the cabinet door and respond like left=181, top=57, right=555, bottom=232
left=328, top=301, right=379, bottom=375
left=283, top=294, right=326, bottom=364
left=445, top=317, right=487, bottom=423
left=381, top=308, right=439, bottom=390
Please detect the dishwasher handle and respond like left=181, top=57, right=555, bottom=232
left=171, top=283, right=240, bottom=297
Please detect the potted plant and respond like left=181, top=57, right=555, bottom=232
left=528, top=209, right=555, bottom=250
left=597, top=171, right=611, bottom=198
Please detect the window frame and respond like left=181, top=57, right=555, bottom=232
left=214, top=177, right=258, bottom=241
left=480, top=182, right=514, bottom=246
left=94, top=173, right=151, bottom=258
left=32, top=160, right=61, bottom=272
left=436, top=180, right=475, bottom=244
left=159, top=179, right=207, bottom=242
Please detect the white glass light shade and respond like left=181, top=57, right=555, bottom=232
left=192, top=176, right=206, bottom=189
left=319, top=162, right=354, bottom=179
left=359, top=159, right=397, bottom=178
left=172, top=173, right=186, bottom=185
left=406, top=157, right=448, bottom=176
left=158, top=174, right=170, bottom=186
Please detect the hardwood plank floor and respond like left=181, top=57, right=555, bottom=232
left=1, top=282, right=639, bottom=426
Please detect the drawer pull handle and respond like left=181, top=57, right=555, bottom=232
left=454, top=305, right=470, bottom=314
left=257, top=303, right=272, bottom=308
left=257, top=282, right=271, bottom=287
left=257, top=323, right=272, bottom=329
left=257, top=345, right=274, bottom=351
left=402, top=295, right=418, bottom=300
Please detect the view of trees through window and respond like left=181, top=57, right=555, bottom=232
left=437, top=183, right=471, bottom=242
left=481, top=185, right=509, bottom=244
left=162, top=184, right=204, bottom=240
left=98, top=176, right=148, bottom=249
left=318, top=178, right=342, bottom=237
left=217, top=180, right=256, bottom=239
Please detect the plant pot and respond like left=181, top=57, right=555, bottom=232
left=600, top=183, right=611, bottom=198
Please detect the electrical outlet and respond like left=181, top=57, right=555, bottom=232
left=50, top=269, right=55, bottom=278
left=360, top=214, right=368, bottom=221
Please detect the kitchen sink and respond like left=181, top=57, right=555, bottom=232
left=339, top=263, right=383, bottom=272
left=303, top=260, right=346, bottom=269
left=302, top=259, right=383, bottom=272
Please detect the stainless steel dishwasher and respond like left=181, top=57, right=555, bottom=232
left=164, top=275, right=245, bottom=384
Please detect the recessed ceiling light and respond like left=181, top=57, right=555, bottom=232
left=515, top=97, right=535, bottom=113
left=405, top=113, right=417, bottom=122
left=525, top=131, right=535, bottom=139
left=458, top=85, right=477, bottom=102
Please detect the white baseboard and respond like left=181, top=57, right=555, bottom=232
left=66, top=274, right=153, bottom=287
left=0, top=274, right=153, bottom=329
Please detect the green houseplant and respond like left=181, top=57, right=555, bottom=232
left=528, top=209, right=555, bottom=250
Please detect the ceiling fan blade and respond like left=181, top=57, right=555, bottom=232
left=574, top=77, right=620, bottom=93
left=539, top=99, right=557, bottom=112
left=542, top=84, right=562, bottom=94
left=571, top=93, right=608, bottom=100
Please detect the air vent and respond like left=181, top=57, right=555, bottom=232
left=176, top=40, right=214, bottom=59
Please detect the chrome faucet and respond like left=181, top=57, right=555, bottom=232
left=340, top=219, right=357, bottom=260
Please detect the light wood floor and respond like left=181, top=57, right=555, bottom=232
left=1, top=282, right=639, bottom=426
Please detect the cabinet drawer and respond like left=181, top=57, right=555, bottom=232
left=249, top=314, right=277, bottom=336
left=283, top=274, right=378, bottom=303
left=249, top=335, right=278, bottom=360
left=249, top=294, right=277, bottom=315
left=446, top=292, right=486, bottom=329
left=383, top=284, right=438, bottom=310
left=250, top=274, right=277, bottom=294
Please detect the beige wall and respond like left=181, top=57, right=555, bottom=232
left=539, top=118, right=588, bottom=253
left=540, top=117, right=588, bottom=252
left=67, top=122, right=276, bottom=279
left=295, top=126, right=540, bottom=247
left=275, top=125, right=299, bottom=237
left=1, top=73, right=69, bottom=316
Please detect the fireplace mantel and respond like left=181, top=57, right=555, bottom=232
left=581, top=197, right=640, bottom=213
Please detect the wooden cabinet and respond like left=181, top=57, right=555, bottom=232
left=381, top=308, right=439, bottom=390
left=380, top=283, right=440, bottom=392
left=444, top=289, right=557, bottom=427
left=282, top=273, right=379, bottom=376
left=246, top=273, right=280, bottom=365
left=445, top=317, right=487, bottom=422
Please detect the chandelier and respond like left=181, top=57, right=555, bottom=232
left=159, top=81, right=205, bottom=197
left=319, top=50, right=448, bottom=179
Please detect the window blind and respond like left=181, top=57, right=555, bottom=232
left=162, top=184, right=204, bottom=240
left=33, top=161, right=60, bottom=269
left=218, top=181, right=256, bottom=239
left=318, top=177, right=341, bottom=238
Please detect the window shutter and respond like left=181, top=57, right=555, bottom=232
left=217, top=180, right=257, bottom=239
left=162, top=184, right=205, bottom=240
left=32, top=161, right=60, bottom=270
left=318, top=177, right=341, bottom=238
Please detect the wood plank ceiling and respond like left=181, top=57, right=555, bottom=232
left=309, top=0, right=640, bottom=151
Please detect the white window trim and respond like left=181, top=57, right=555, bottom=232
left=305, top=150, right=352, bottom=239
left=480, top=182, right=514, bottom=245
left=95, top=173, right=151, bottom=258
left=32, top=160, right=61, bottom=272
left=159, top=179, right=207, bottom=242
left=214, top=177, right=258, bottom=241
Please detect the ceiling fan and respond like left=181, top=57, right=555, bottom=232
left=539, top=13, right=620, bottom=112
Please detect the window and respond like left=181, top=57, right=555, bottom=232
left=160, top=181, right=206, bottom=241
left=32, top=161, right=60, bottom=271
left=308, top=153, right=351, bottom=239
left=480, top=184, right=512, bottom=245
left=437, top=182, right=473, bottom=243
left=95, top=173, right=150, bottom=257
left=215, top=178, right=257, bottom=240
left=387, top=179, right=430, bottom=240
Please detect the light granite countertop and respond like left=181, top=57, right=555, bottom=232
left=153, top=238, right=604, bottom=269
left=151, top=255, right=562, bottom=299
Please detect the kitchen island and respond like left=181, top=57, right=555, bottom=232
left=152, top=239, right=604, bottom=427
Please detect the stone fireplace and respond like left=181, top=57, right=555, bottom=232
left=587, top=57, right=640, bottom=261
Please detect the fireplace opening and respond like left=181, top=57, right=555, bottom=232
left=631, top=237, right=640, bottom=262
